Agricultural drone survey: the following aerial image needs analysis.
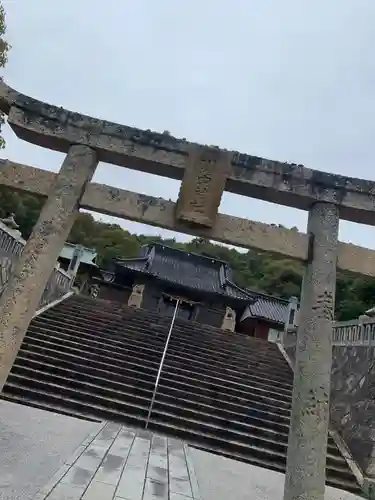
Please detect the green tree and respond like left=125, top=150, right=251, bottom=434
left=0, top=182, right=373, bottom=321
left=0, top=1, right=10, bottom=148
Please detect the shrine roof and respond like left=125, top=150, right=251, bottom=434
left=242, top=290, right=290, bottom=325
left=111, top=243, right=293, bottom=322
left=114, top=243, right=253, bottom=302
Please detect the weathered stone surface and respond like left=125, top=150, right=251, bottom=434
left=282, top=333, right=375, bottom=486
left=337, top=242, right=375, bottom=279
left=280, top=342, right=366, bottom=490
left=0, top=158, right=372, bottom=276
left=229, top=159, right=375, bottom=225
left=0, top=146, right=97, bottom=390
left=0, top=217, right=72, bottom=310
left=221, top=306, right=236, bottom=332
left=33, top=421, right=198, bottom=499
left=128, top=283, right=145, bottom=308
left=2, top=79, right=375, bottom=225
left=176, top=146, right=232, bottom=227
left=0, top=255, right=14, bottom=294
left=0, top=399, right=100, bottom=500
left=284, top=202, right=339, bottom=500
left=0, top=158, right=52, bottom=196
left=331, top=345, right=375, bottom=478
left=2, top=159, right=375, bottom=277
left=0, top=160, right=308, bottom=261
left=189, top=446, right=361, bottom=500
left=7, top=103, right=188, bottom=180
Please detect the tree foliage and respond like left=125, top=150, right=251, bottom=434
left=0, top=1, right=10, bottom=148
left=0, top=185, right=373, bottom=321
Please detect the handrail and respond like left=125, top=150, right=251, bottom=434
left=33, top=290, right=75, bottom=318
left=145, top=299, right=180, bottom=429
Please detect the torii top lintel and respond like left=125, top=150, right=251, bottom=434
left=1, top=79, right=374, bottom=226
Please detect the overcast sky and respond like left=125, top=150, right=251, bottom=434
left=2, top=0, right=375, bottom=249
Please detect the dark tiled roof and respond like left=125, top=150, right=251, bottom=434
left=243, top=290, right=290, bottom=324
left=113, top=243, right=294, bottom=322
left=115, top=244, right=252, bottom=301
left=115, top=257, right=148, bottom=273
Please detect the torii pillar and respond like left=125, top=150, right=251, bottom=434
left=284, top=202, right=339, bottom=500
left=0, top=145, right=98, bottom=390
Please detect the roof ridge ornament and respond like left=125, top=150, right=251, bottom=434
left=101, top=270, right=115, bottom=283
left=0, top=212, right=19, bottom=230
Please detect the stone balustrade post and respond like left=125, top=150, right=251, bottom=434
left=283, top=202, right=339, bottom=500
left=0, top=145, right=98, bottom=390
left=67, top=244, right=85, bottom=285
left=221, top=306, right=236, bottom=332
left=128, top=284, right=145, bottom=309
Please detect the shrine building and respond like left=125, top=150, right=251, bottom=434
left=83, top=242, right=290, bottom=339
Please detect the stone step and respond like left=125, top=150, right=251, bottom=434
left=0, top=391, right=101, bottom=423
left=10, top=364, right=294, bottom=452
left=3, top=374, right=352, bottom=485
left=3, top=380, right=145, bottom=427
left=14, top=342, right=341, bottom=458
left=42, top=308, right=290, bottom=368
left=186, top=442, right=361, bottom=495
left=2, top=380, right=289, bottom=478
left=16, top=348, right=292, bottom=427
left=14, top=353, right=291, bottom=434
left=65, top=300, right=286, bottom=351
left=5, top=372, right=289, bottom=457
left=28, top=322, right=293, bottom=398
left=59, top=298, right=223, bottom=333
left=34, top=313, right=293, bottom=385
left=52, top=301, right=289, bottom=363
left=23, top=332, right=293, bottom=412
left=43, top=316, right=292, bottom=380
left=65, top=297, right=282, bottom=350
left=40, top=305, right=288, bottom=363
left=4, top=294, right=358, bottom=494
left=17, top=332, right=345, bottom=464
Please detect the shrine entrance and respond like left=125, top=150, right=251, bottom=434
left=159, top=294, right=195, bottom=321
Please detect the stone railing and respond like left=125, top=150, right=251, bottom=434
left=282, top=319, right=375, bottom=347
left=0, top=221, right=72, bottom=309
left=38, top=265, right=72, bottom=309
left=332, top=319, right=375, bottom=346
left=281, top=296, right=375, bottom=347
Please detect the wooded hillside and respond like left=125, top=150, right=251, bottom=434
left=1, top=185, right=374, bottom=321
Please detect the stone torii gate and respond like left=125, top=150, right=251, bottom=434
left=1, top=81, right=375, bottom=500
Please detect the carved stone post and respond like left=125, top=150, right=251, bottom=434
left=128, top=284, right=145, bottom=309
left=67, top=244, right=85, bottom=283
left=221, top=306, right=236, bottom=332
left=0, top=145, right=97, bottom=390
left=283, top=202, right=339, bottom=500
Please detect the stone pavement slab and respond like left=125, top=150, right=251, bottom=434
left=0, top=400, right=101, bottom=500
left=188, top=447, right=363, bottom=500
left=3, top=399, right=361, bottom=500
left=33, top=422, right=201, bottom=500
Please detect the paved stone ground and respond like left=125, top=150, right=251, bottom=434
left=0, top=400, right=101, bottom=500
left=189, top=448, right=363, bottom=500
left=1, top=399, right=364, bottom=500
left=32, top=421, right=201, bottom=500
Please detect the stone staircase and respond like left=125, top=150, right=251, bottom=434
left=0, top=295, right=361, bottom=494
